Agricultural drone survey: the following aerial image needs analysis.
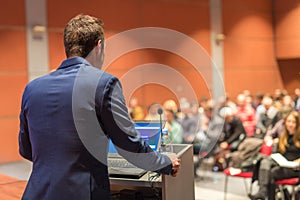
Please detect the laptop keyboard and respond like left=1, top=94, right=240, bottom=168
left=108, top=159, right=136, bottom=168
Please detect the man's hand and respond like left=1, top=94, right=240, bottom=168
left=166, top=153, right=181, bottom=177
left=171, top=157, right=181, bottom=177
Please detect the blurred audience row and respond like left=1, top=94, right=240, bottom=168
left=127, top=88, right=300, bottom=172
left=128, top=88, right=300, bottom=199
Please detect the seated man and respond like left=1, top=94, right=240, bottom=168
left=255, top=96, right=279, bottom=139
left=213, top=107, right=247, bottom=171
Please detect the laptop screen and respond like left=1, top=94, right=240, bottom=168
left=108, top=121, right=161, bottom=153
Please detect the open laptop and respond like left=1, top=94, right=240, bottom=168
left=108, top=121, right=162, bottom=179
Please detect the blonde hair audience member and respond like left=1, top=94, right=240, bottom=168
left=128, top=97, right=145, bottom=120
left=250, top=111, right=300, bottom=200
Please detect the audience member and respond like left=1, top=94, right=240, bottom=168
left=164, top=109, right=183, bottom=144
left=128, top=97, right=145, bottom=120
left=163, top=99, right=178, bottom=117
left=255, top=96, right=279, bottom=139
left=250, top=111, right=300, bottom=200
left=216, top=94, right=237, bottom=114
left=194, top=103, right=224, bottom=174
left=253, top=93, right=264, bottom=109
left=256, top=94, right=272, bottom=119
left=144, top=103, right=162, bottom=121
left=201, top=104, right=224, bottom=156
left=242, top=89, right=251, bottom=97
left=197, top=97, right=211, bottom=133
left=281, top=95, right=295, bottom=109
left=235, top=93, right=257, bottom=137
left=199, top=96, right=209, bottom=109
left=177, top=99, right=202, bottom=177
left=294, top=88, right=300, bottom=111
left=213, top=106, right=247, bottom=171
left=177, top=100, right=198, bottom=144
left=264, top=106, right=294, bottom=143
left=273, top=88, right=284, bottom=109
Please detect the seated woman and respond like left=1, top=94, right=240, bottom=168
left=250, top=111, right=300, bottom=200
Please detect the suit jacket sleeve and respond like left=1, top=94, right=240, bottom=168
left=96, top=76, right=173, bottom=174
left=18, top=87, right=32, bottom=161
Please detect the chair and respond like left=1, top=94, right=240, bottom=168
left=223, top=141, right=273, bottom=200
left=275, top=178, right=299, bottom=200
left=223, top=168, right=253, bottom=200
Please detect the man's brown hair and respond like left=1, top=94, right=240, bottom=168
left=64, top=14, right=104, bottom=58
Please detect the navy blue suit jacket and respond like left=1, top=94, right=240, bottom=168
left=18, top=57, right=172, bottom=200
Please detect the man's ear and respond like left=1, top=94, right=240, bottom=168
left=97, top=39, right=102, bottom=46
left=96, top=40, right=102, bottom=52
left=98, top=39, right=105, bottom=67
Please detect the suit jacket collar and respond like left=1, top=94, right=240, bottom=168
left=58, top=56, right=92, bottom=70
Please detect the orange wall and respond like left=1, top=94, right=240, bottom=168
left=278, top=59, right=300, bottom=93
left=47, top=0, right=211, bottom=109
left=223, top=0, right=283, bottom=97
left=0, top=1, right=27, bottom=163
left=275, top=0, right=300, bottom=59
left=274, top=0, right=300, bottom=94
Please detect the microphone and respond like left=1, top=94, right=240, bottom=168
left=157, top=108, right=163, bottom=115
left=157, top=108, right=164, bottom=147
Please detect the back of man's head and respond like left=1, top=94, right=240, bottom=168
left=64, top=14, right=104, bottom=58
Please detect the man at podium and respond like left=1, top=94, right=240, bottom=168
left=18, top=14, right=180, bottom=200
